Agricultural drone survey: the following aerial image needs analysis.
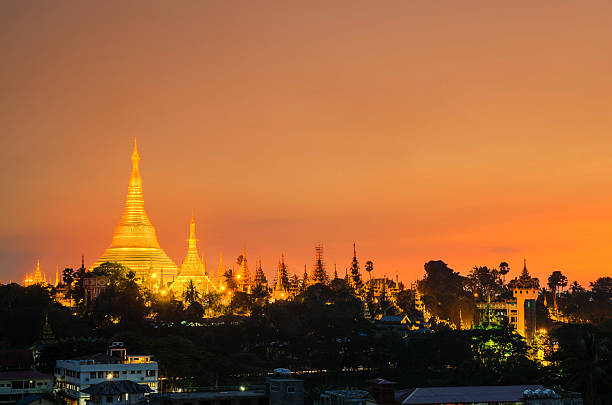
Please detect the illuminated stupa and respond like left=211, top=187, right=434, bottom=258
left=24, top=260, right=46, bottom=286
left=170, top=214, right=217, bottom=297
left=90, top=139, right=179, bottom=282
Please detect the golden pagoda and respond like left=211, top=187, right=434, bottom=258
left=25, top=260, right=46, bottom=286
left=171, top=214, right=217, bottom=298
left=90, top=139, right=179, bottom=282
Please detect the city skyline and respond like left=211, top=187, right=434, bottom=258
left=3, top=1, right=612, bottom=285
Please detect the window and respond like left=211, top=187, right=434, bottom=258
left=130, top=371, right=135, bottom=374
left=106, top=396, right=113, bottom=403
left=98, top=372, right=104, bottom=379
left=122, top=371, right=127, bottom=375
left=12, top=381, right=24, bottom=389
left=113, top=372, right=119, bottom=378
left=91, top=372, right=97, bottom=379
left=287, top=386, right=296, bottom=393
left=146, top=370, right=156, bottom=377
left=270, top=385, right=279, bottom=392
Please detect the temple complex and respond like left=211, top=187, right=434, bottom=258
left=170, top=215, right=217, bottom=297
left=90, top=139, right=179, bottom=282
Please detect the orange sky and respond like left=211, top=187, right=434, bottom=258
left=2, top=1, right=612, bottom=286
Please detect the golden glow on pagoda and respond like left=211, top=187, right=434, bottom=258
left=24, top=260, right=46, bottom=286
left=90, top=139, right=179, bottom=282
left=170, top=214, right=217, bottom=297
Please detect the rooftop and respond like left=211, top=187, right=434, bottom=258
left=399, top=385, right=546, bottom=404
left=0, top=350, right=34, bottom=369
left=148, top=391, right=266, bottom=400
left=0, top=369, right=53, bottom=380
left=83, top=381, right=153, bottom=395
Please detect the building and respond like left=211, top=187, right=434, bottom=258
left=0, top=350, right=53, bottom=404
left=83, top=380, right=152, bottom=405
left=266, top=368, right=304, bottom=405
left=0, top=370, right=53, bottom=404
left=170, top=215, right=217, bottom=299
left=512, top=261, right=539, bottom=342
left=474, top=261, right=539, bottom=341
left=54, top=342, right=158, bottom=405
left=15, top=394, right=56, bottom=405
left=24, top=261, right=46, bottom=287
left=148, top=390, right=267, bottom=405
left=395, top=385, right=575, bottom=405
left=83, top=274, right=110, bottom=303
left=147, top=369, right=303, bottom=405
left=90, top=139, right=179, bottom=282
left=319, top=389, right=376, bottom=405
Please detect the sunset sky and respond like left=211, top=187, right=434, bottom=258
left=2, top=1, right=612, bottom=286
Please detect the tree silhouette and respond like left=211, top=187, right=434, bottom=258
left=365, top=261, right=374, bottom=280
left=183, top=280, right=200, bottom=305
left=499, top=261, right=510, bottom=283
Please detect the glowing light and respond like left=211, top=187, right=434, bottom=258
left=89, top=140, right=179, bottom=279
left=107, top=373, right=113, bottom=380
left=239, top=386, right=245, bottom=392
left=152, top=273, right=157, bottom=278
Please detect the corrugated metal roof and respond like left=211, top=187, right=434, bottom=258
left=401, top=385, right=546, bottom=404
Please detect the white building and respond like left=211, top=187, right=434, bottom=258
left=54, top=342, right=158, bottom=405
left=0, top=369, right=53, bottom=404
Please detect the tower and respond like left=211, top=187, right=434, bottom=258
left=349, top=242, right=363, bottom=292
left=272, top=255, right=289, bottom=301
left=238, top=248, right=251, bottom=293
left=512, top=260, right=539, bottom=342
left=90, top=139, right=179, bottom=280
left=171, top=214, right=217, bottom=298
left=254, top=260, right=268, bottom=288
left=25, top=260, right=46, bottom=287
left=312, top=243, right=328, bottom=284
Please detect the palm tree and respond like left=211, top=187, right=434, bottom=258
left=183, top=280, right=200, bottom=305
left=498, top=262, right=510, bottom=284
left=548, top=270, right=568, bottom=309
left=365, top=261, right=374, bottom=280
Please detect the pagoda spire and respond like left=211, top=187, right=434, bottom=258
left=178, top=213, right=205, bottom=277
left=90, top=140, right=179, bottom=279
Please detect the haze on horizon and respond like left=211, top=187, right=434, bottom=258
left=1, top=1, right=612, bottom=286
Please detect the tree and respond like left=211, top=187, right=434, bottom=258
left=183, top=280, right=200, bottom=305
left=365, top=261, right=374, bottom=280
left=590, top=277, right=612, bottom=297
left=499, top=262, right=510, bottom=283
left=551, top=325, right=612, bottom=405
left=62, top=267, right=74, bottom=296
left=570, top=281, right=585, bottom=295
left=467, top=266, right=503, bottom=298
left=223, top=269, right=238, bottom=291
left=548, top=270, right=568, bottom=309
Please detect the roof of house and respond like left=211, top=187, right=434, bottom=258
left=70, top=353, right=123, bottom=364
left=0, top=350, right=34, bottom=368
left=82, top=381, right=153, bottom=395
left=399, top=385, right=546, bottom=404
left=148, top=391, right=266, bottom=401
left=0, top=369, right=53, bottom=380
